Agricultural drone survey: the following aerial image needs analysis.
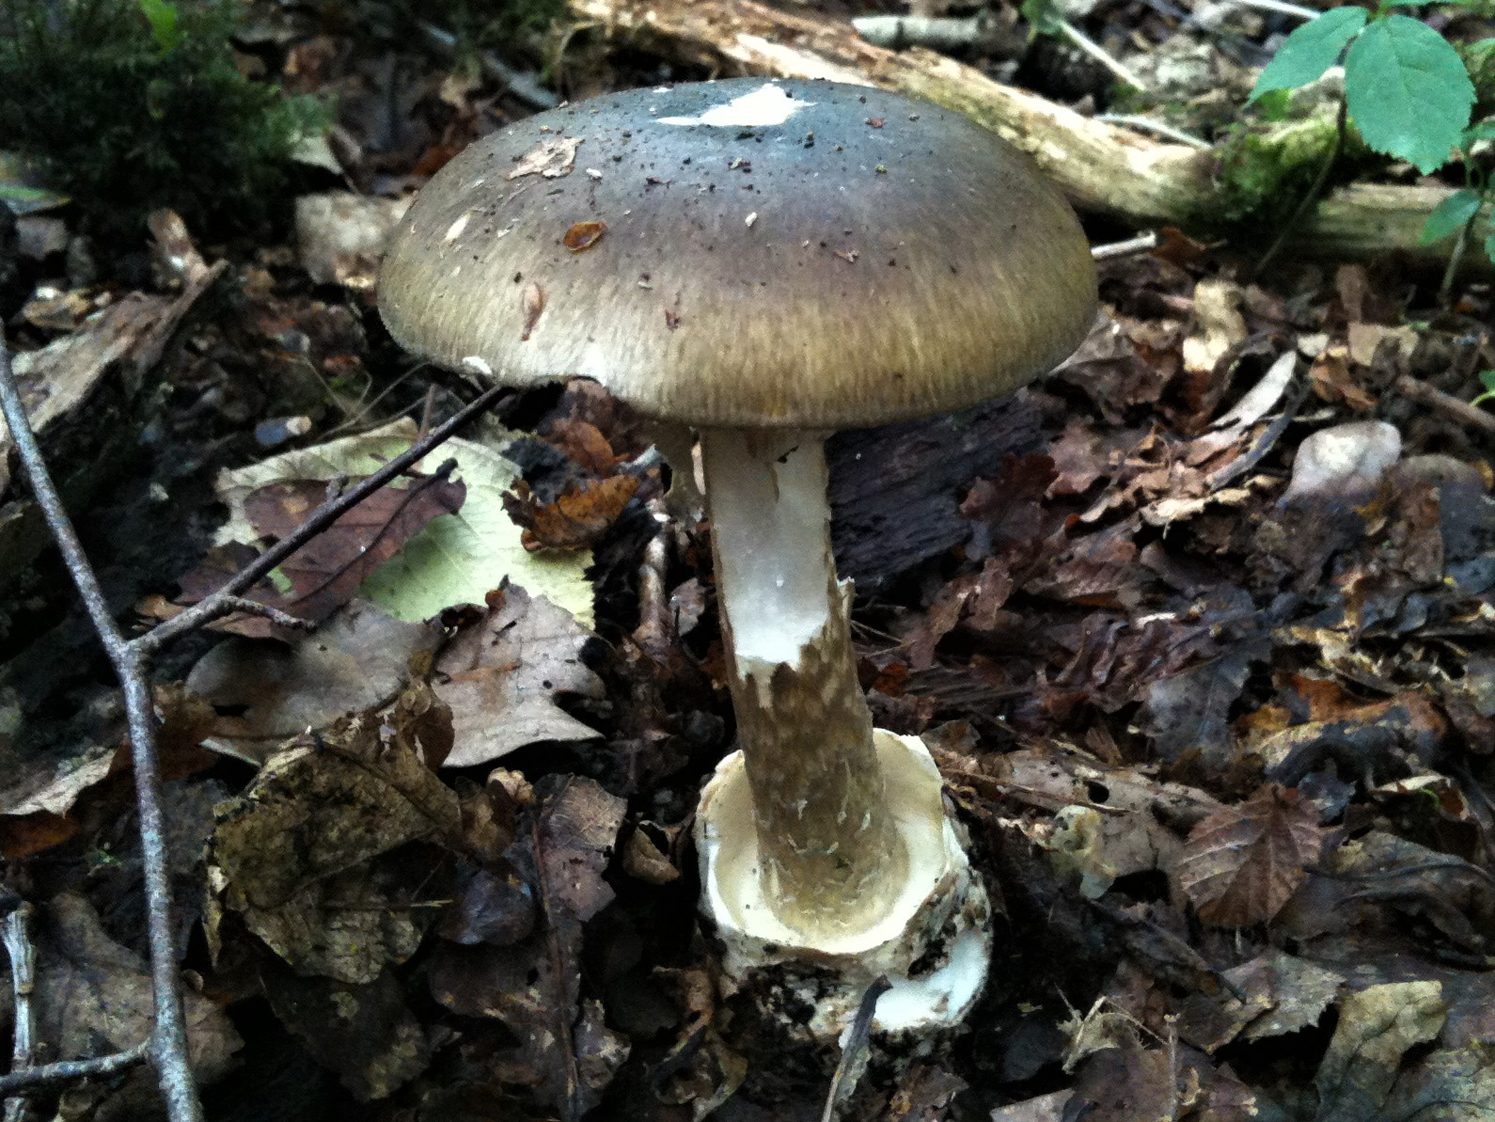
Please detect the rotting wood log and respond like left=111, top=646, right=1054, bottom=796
left=565, top=0, right=1492, bottom=272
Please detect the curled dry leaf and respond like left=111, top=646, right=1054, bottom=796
left=503, top=474, right=640, bottom=552
left=1176, top=784, right=1331, bottom=927
left=562, top=219, right=606, bottom=251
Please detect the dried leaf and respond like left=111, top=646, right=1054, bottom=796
left=264, top=967, right=430, bottom=1101
left=1177, top=784, right=1330, bottom=926
left=429, top=776, right=626, bottom=1121
left=34, top=893, right=242, bottom=1108
left=504, top=474, right=640, bottom=552
left=241, top=474, right=466, bottom=623
left=432, top=585, right=604, bottom=767
left=562, top=220, right=606, bottom=252
left=1315, top=982, right=1446, bottom=1122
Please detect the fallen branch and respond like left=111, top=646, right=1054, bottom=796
left=0, top=326, right=509, bottom=1118
left=1394, top=375, right=1495, bottom=440
left=566, top=0, right=1492, bottom=272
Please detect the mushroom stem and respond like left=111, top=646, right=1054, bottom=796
left=699, top=428, right=904, bottom=938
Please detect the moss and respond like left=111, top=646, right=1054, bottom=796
left=0, top=0, right=327, bottom=243
left=1212, top=112, right=1379, bottom=229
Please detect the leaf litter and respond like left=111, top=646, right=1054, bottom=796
left=4, top=23, right=1495, bottom=1122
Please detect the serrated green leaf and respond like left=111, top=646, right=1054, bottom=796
left=1251, top=8, right=1368, bottom=102
left=1021, top=0, right=1063, bottom=38
left=1345, top=16, right=1474, bottom=173
left=1420, top=189, right=1482, bottom=243
left=1481, top=369, right=1495, bottom=393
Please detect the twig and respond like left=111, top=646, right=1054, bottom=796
left=0, top=326, right=510, bottom=1117
left=820, top=976, right=891, bottom=1122
left=1057, top=21, right=1147, bottom=90
left=0, top=1042, right=151, bottom=1094
left=418, top=22, right=559, bottom=111
left=2, top=903, right=35, bottom=1121
left=1092, top=231, right=1160, bottom=260
left=1096, top=114, right=1210, bottom=149
left=1222, top=0, right=1320, bottom=21
left=1395, top=374, right=1495, bottom=439
left=852, top=12, right=1006, bottom=53
left=0, top=330, right=201, bottom=1122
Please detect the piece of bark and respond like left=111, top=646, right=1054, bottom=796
left=566, top=0, right=1492, bottom=271
left=828, top=395, right=1043, bottom=592
left=0, top=263, right=224, bottom=582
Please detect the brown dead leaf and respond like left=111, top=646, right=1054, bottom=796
left=432, top=584, right=605, bottom=767
left=1177, top=784, right=1330, bottom=926
left=34, top=893, right=241, bottom=1107
left=543, top=418, right=623, bottom=477
left=563, top=219, right=606, bottom=252
left=210, top=694, right=464, bottom=982
left=185, top=600, right=442, bottom=763
left=1309, top=344, right=1378, bottom=410
left=1067, top=1044, right=1257, bottom=1122
left=241, top=474, right=465, bottom=622
left=504, top=474, right=639, bottom=552
left=263, top=966, right=430, bottom=1101
left=429, top=775, right=627, bottom=1121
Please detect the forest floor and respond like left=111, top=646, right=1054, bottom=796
left=2, top=0, right=1495, bottom=1120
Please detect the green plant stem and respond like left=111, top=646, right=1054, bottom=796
left=1253, top=95, right=1348, bottom=277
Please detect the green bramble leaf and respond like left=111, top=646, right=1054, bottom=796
left=1344, top=15, right=1474, bottom=173
left=1420, top=189, right=1482, bottom=244
left=1250, top=7, right=1367, bottom=102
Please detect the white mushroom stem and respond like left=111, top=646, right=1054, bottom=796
left=698, top=428, right=904, bottom=938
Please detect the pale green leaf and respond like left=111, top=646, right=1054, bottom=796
left=1345, top=15, right=1474, bottom=173
left=212, top=419, right=595, bottom=628
left=1420, top=189, right=1481, bottom=244
left=1250, top=7, right=1367, bottom=102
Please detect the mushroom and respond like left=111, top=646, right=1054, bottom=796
left=379, top=78, right=1097, bottom=1036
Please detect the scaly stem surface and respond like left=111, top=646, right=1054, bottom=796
left=699, top=428, right=903, bottom=938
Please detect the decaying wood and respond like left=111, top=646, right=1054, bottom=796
left=828, top=395, right=1042, bottom=593
left=566, top=0, right=1492, bottom=271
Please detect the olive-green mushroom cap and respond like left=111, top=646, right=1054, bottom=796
left=378, top=78, right=1097, bottom=429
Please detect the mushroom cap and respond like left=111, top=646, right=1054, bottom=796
left=379, top=78, right=1097, bottom=429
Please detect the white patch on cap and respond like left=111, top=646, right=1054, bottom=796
left=444, top=213, right=471, bottom=242
left=658, top=83, right=813, bottom=128
left=462, top=356, right=493, bottom=376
